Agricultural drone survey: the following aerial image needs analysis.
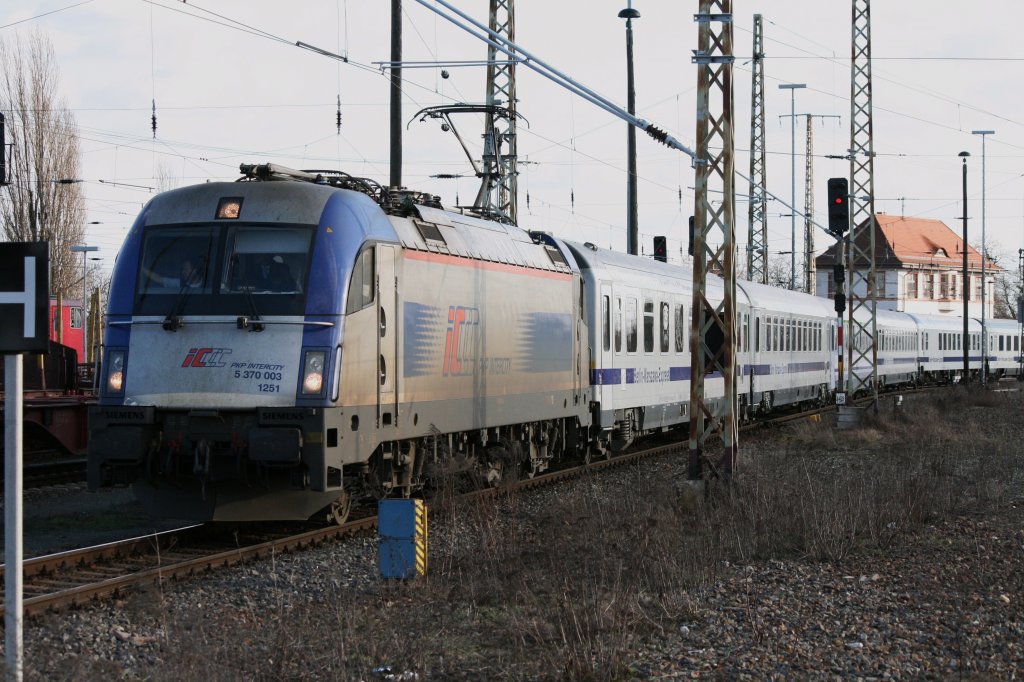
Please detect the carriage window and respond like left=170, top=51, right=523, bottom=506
left=625, top=298, right=638, bottom=353
left=643, top=299, right=654, bottom=353
left=602, top=295, right=610, bottom=352
left=674, top=304, right=685, bottom=353
left=660, top=302, right=670, bottom=353
left=69, top=307, right=83, bottom=329
left=615, top=298, right=622, bottom=352
left=999, top=335, right=1005, bottom=351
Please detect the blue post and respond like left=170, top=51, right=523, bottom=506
left=378, top=499, right=428, bottom=579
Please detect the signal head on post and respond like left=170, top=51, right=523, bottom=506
left=653, top=236, right=667, bottom=262
left=827, top=177, right=849, bottom=238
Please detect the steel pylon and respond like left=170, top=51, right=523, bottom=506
left=689, top=0, right=738, bottom=481
left=478, top=0, right=518, bottom=224
left=746, top=13, right=767, bottom=284
left=846, top=0, right=878, bottom=401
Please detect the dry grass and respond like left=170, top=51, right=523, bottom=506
left=32, top=388, right=1023, bottom=681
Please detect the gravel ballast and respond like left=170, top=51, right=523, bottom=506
left=3, top=388, right=1022, bottom=680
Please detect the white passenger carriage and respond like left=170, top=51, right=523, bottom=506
left=565, top=242, right=737, bottom=449
left=739, top=280, right=835, bottom=412
left=983, top=318, right=1023, bottom=379
left=907, top=313, right=981, bottom=383
left=871, top=308, right=921, bottom=388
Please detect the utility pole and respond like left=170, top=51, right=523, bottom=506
left=389, top=0, right=403, bottom=189
left=972, top=129, right=994, bottom=386
left=774, top=113, right=839, bottom=293
left=689, top=0, right=738, bottom=482
left=620, top=1, right=640, bottom=255
left=845, top=0, right=878, bottom=407
left=746, top=14, right=767, bottom=284
left=778, top=83, right=806, bottom=290
left=960, top=151, right=970, bottom=380
left=1017, top=247, right=1024, bottom=376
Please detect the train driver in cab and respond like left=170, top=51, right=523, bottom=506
left=248, top=254, right=296, bottom=292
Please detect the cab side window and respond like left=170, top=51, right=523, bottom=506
left=347, top=247, right=375, bottom=313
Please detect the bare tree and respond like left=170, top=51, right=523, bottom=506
left=973, top=240, right=1018, bottom=320
left=0, top=30, right=86, bottom=298
left=155, top=160, right=180, bottom=192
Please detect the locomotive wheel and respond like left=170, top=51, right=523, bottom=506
left=327, top=491, right=352, bottom=526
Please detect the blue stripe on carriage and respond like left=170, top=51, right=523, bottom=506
left=590, top=368, right=622, bottom=385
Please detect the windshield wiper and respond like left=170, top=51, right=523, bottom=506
left=236, top=286, right=266, bottom=332
left=162, top=283, right=194, bottom=331
left=162, top=261, right=209, bottom=331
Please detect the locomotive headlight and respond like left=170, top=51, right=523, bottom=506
left=106, top=349, right=126, bottom=395
left=302, top=350, right=327, bottom=395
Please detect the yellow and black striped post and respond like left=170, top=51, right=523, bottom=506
left=378, top=499, right=428, bottom=579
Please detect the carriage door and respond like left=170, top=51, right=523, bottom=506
left=599, top=284, right=614, bottom=409
left=377, top=244, right=399, bottom=426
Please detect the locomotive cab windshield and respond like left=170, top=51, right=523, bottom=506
left=134, top=223, right=314, bottom=317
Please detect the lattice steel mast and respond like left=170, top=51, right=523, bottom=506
left=475, top=0, right=518, bottom=223
left=746, top=14, right=767, bottom=284
left=845, top=0, right=878, bottom=402
left=689, top=0, right=738, bottom=480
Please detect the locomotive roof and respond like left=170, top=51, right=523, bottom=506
left=144, top=180, right=345, bottom=226
left=388, top=205, right=575, bottom=275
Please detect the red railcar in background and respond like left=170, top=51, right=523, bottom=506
left=49, top=297, right=85, bottom=361
left=0, top=298, right=93, bottom=459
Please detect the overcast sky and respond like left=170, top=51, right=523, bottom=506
left=2, top=1, right=1023, bottom=277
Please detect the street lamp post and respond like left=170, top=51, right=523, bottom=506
left=959, top=151, right=970, bottom=380
left=619, top=1, right=640, bottom=256
left=972, top=129, right=994, bottom=386
left=70, top=244, right=98, bottom=365
left=779, top=83, right=806, bottom=289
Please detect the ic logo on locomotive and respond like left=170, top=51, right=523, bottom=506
left=182, top=347, right=232, bottom=368
left=442, top=305, right=479, bottom=376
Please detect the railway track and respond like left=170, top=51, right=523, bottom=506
left=1, top=382, right=1005, bottom=618
left=0, top=436, right=688, bottom=618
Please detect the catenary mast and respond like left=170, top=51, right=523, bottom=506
left=746, top=14, right=767, bottom=284
left=689, top=0, right=738, bottom=481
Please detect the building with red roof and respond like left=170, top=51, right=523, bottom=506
left=815, top=213, right=1000, bottom=317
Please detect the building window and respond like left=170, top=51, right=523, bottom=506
left=905, top=273, right=917, bottom=299
left=70, top=307, right=83, bottom=329
left=923, top=274, right=934, bottom=299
